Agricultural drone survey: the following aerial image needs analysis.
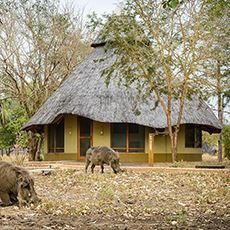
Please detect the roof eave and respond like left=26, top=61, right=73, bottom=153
left=22, top=124, right=44, bottom=133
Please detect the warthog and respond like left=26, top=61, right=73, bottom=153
left=85, top=146, right=121, bottom=174
left=0, top=161, right=40, bottom=207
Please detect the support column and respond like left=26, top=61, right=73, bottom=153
left=148, top=133, right=154, bottom=166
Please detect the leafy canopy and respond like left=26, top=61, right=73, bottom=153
left=0, top=99, right=27, bottom=148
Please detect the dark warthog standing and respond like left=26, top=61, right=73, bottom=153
left=0, top=161, right=40, bottom=207
left=85, top=146, right=121, bottom=174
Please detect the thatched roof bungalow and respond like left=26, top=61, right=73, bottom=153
left=23, top=40, right=221, bottom=164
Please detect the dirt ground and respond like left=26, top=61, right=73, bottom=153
left=0, top=159, right=230, bottom=230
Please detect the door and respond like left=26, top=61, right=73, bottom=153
left=77, top=117, right=93, bottom=160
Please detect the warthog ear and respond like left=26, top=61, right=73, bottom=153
left=17, top=173, right=24, bottom=182
left=17, top=173, right=30, bottom=188
left=17, top=175, right=25, bottom=189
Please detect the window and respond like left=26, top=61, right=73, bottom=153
left=48, top=119, right=64, bottom=153
left=185, top=124, right=202, bottom=148
left=111, top=123, right=145, bottom=152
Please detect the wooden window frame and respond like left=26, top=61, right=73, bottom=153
left=48, top=119, right=64, bottom=153
left=111, top=123, right=145, bottom=153
left=185, top=124, right=202, bottom=148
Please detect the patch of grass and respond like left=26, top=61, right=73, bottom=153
left=0, top=154, right=28, bottom=165
left=30, top=167, right=229, bottom=228
left=171, top=160, right=184, bottom=168
left=36, top=199, right=56, bottom=214
left=98, top=184, right=115, bottom=201
left=166, top=210, right=187, bottom=224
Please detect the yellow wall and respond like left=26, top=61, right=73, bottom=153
left=120, top=153, right=148, bottom=163
left=93, top=121, right=110, bottom=147
left=44, top=117, right=202, bottom=163
left=44, top=114, right=78, bottom=161
left=64, top=114, right=77, bottom=155
left=144, top=126, right=202, bottom=163
left=152, top=126, right=202, bottom=155
left=144, top=127, right=151, bottom=154
left=178, top=126, right=202, bottom=155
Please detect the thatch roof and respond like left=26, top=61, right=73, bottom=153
left=23, top=45, right=222, bottom=133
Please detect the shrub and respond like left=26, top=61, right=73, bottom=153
left=222, top=125, right=230, bottom=159
left=0, top=153, right=28, bottom=166
left=202, top=131, right=218, bottom=148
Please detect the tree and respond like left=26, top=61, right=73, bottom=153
left=0, top=98, right=27, bottom=149
left=0, top=0, right=90, bottom=160
left=90, top=0, right=217, bottom=162
left=0, top=96, right=9, bottom=127
left=222, top=125, right=230, bottom=159
left=200, top=0, right=230, bottom=162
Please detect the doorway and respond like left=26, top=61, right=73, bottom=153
left=77, top=117, right=93, bottom=160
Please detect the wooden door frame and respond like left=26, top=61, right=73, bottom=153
left=77, top=116, right=93, bottom=161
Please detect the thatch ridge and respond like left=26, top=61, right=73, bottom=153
left=23, top=46, right=221, bottom=133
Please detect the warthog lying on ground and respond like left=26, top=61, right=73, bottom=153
left=0, top=161, right=40, bottom=207
left=85, top=146, right=121, bottom=174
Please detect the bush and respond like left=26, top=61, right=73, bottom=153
left=202, top=131, right=218, bottom=148
left=0, top=153, right=28, bottom=166
left=222, top=125, right=230, bottom=159
left=0, top=99, right=28, bottom=149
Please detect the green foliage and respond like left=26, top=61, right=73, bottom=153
left=89, top=0, right=220, bottom=103
left=163, top=0, right=180, bottom=9
left=202, top=131, right=218, bottom=147
left=205, top=0, right=230, bottom=19
left=222, top=125, right=230, bottom=159
left=201, top=0, right=230, bottom=114
left=223, top=90, right=230, bottom=108
left=0, top=99, right=27, bottom=148
left=0, top=125, right=15, bottom=148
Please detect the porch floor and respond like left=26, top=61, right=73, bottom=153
left=24, top=154, right=230, bottom=172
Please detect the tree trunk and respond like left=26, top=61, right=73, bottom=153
left=217, top=63, right=223, bottom=162
left=170, top=131, right=178, bottom=162
left=35, top=135, right=43, bottom=161
left=171, top=145, right=177, bottom=162
left=217, top=92, right=223, bottom=162
left=28, top=132, right=42, bottom=161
